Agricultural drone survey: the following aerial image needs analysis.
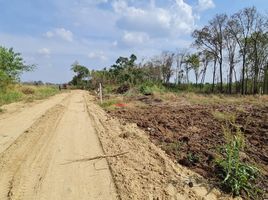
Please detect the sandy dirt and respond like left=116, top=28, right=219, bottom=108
left=85, top=95, right=235, bottom=200
left=0, top=90, right=236, bottom=200
left=0, top=91, right=117, bottom=200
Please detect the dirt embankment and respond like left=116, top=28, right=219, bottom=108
left=109, top=97, right=268, bottom=196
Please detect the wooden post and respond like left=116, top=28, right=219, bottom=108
left=99, top=83, right=103, bottom=104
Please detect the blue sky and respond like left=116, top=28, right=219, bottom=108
left=0, top=0, right=267, bottom=83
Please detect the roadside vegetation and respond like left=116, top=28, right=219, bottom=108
left=0, top=84, right=60, bottom=107
left=0, top=46, right=60, bottom=107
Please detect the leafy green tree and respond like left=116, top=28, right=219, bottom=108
left=70, top=61, right=90, bottom=88
left=186, top=54, right=200, bottom=85
left=0, top=46, right=35, bottom=90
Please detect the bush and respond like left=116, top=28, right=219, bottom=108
left=139, top=82, right=166, bottom=95
left=216, top=126, right=261, bottom=198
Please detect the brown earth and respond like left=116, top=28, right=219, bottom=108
left=109, top=96, right=268, bottom=197
left=0, top=90, right=236, bottom=199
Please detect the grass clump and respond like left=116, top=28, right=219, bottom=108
left=34, top=86, right=59, bottom=99
left=99, top=98, right=122, bottom=110
left=0, top=90, right=23, bottom=106
left=216, top=121, right=262, bottom=198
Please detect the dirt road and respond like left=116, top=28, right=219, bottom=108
left=0, top=90, right=234, bottom=200
left=0, top=91, right=118, bottom=200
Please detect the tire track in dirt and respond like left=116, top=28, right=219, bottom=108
left=0, top=91, right=118, bottom=200
left=0, top=92, right=70, bottom=153
left=0, top=96, right=69, bottom=200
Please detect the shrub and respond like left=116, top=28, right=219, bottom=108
left=139, top=82, right=166, bottom=95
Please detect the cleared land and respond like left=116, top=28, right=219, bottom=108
left=0, top=90, right=238, bottom=200
left=107, top=93, right=268, bottom=198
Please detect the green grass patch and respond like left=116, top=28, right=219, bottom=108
left=0, top=85, right=60, bottom=106
left=99, top=98, right=121, bottom=110
left=34, top=86, right=59, bottom=99
left=0, top=90, right=23, bottom=106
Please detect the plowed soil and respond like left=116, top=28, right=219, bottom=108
left=109, top=96, right=268, bottom=195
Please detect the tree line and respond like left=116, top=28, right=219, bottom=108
left=71, top=7, right=268, bottom=94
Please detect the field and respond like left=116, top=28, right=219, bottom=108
left=102, top=91, right=268, bottom=198
left=0, top=85, right=60, bottom=107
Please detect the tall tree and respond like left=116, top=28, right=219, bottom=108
left=224, top=25, right=238, bottom=94
left=175, top=49, right=188, bottom=85
left=209, top=14, right=228, bottom=92
left=192, top=14, right=227, bottom=92
left=200, top=50, right=214, bottom=85
left=186, top=54, right=200, bottom=85
left=228, top=7, right=260, bottom=94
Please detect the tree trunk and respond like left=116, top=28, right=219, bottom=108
left=212, top=59, right=217, bottom=93
left=228, top=64, right=233, bottom=94
left=219, top=57, right=223, bottom=93
left=264, top=64, right=268, bottom=94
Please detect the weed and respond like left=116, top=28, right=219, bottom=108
left=212, top=111, right=236, bottom=123
left=162, top=141, right=182, bottom=156
left=216, top=124, right=262, bottom=198
left=99, top=98, right=120, bottom=110
left=187, top=152, right=199, bottom=164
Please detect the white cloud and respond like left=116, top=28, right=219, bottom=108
left=88, top=51, right=107, bottom=61
left=197, top=0, right=215, bottom=11
left=112, top=0, right=196, bottom=38
left=38, top=48, right=51, bottom=57
left=122, top=31, right=150, bottom=46
left=45, top=28, right=73, bottom=42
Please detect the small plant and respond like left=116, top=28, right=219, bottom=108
left=216, top=124, right=261, bottom=198
left=187, top=152, right=199, bottom=164
left=162, top=141, right=182, bottom=155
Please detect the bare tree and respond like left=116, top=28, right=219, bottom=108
left=161, top=51, right=175, bottom=84
left=224, top=24, right=239, bottom=94
left=209, top=14, right=228, bottom=92
left=192, top=14, right=227, bottom=92
left=200, top=50, right=214, bottom=85
left=228, top=7, right=259, bottom=94
left=175, top=49, right=188, bottom=84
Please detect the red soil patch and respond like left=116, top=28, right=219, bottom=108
left=114, top=103, right=127, bottom=107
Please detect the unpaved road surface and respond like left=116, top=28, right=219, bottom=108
left=0, top=91, right=117, bottom=200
